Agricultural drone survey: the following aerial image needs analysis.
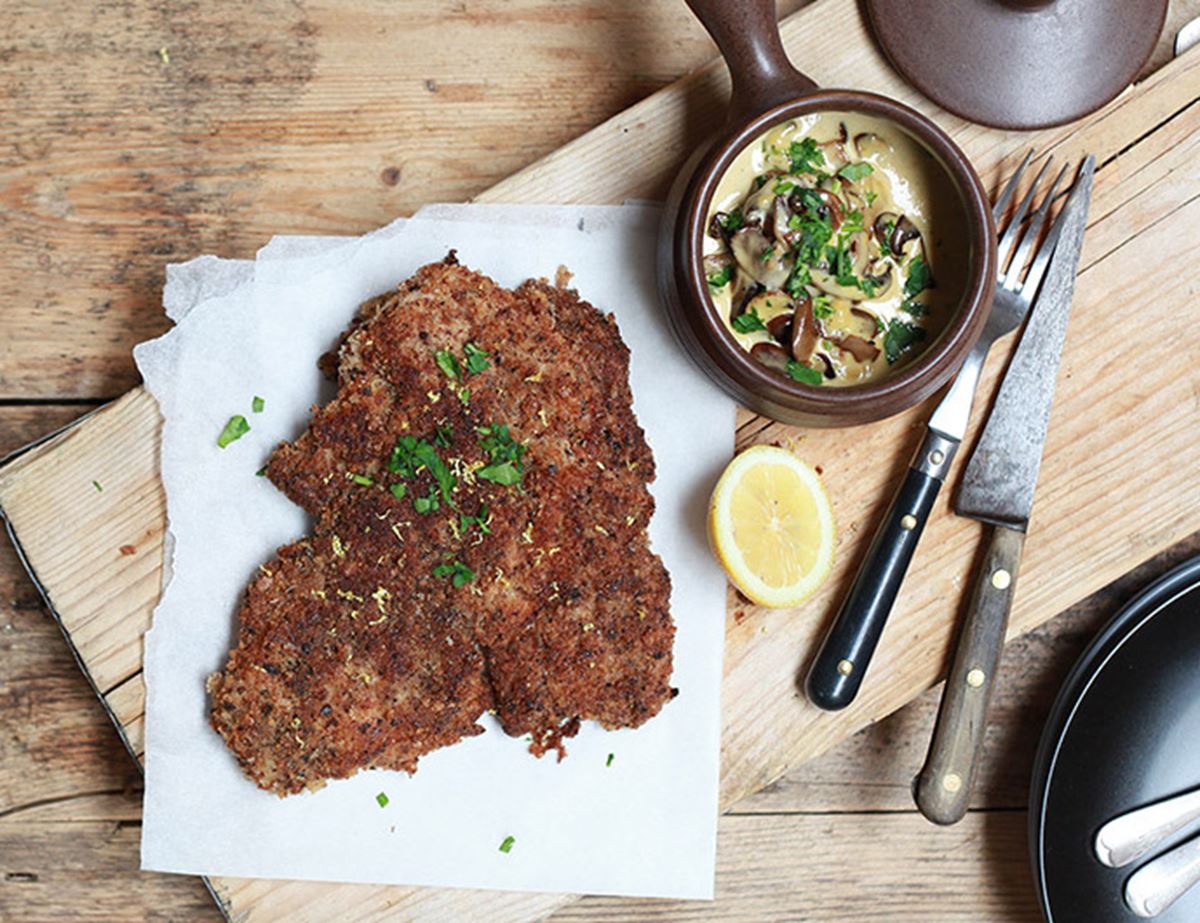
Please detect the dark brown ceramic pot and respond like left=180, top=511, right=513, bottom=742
left=658, top=0, right=997, bottom=427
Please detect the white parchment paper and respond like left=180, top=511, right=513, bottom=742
left=134, top=204, right=735, bottom=899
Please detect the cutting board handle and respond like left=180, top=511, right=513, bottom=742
left=684, top=0, right=817, bottom=122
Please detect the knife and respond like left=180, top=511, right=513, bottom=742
left=914, top=155, right=1095, bottom=826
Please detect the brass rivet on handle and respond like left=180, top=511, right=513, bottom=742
left=966, top=668, right=985, bottom=688
left=943, top=773, right=963, bottom=793
left=837, top=659, right=854, bottom=676
left=900, top=514, right=917, bottom=530
left=991, top=568, right=1012, bottom=590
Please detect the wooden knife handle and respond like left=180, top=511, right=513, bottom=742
left=915, top=524, right=1024, bottom=825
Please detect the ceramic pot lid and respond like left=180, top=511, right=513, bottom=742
left=865, top=0, right=1168, bottom=129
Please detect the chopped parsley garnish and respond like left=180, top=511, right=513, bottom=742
left=787, top=191, right=834, bottom=265
left=91, top=480, right=103, bottom=492
left=788, top=137, right=824, bottom=174
left=731, top=310, right=766, bottom=334
left=903, top=300, right=928, bottom=317
left=883, top=319, right=928, bottom=364
left=389, top=436, right=458, bottom=505
left=414, top=488, right=440, bottom=514
left=606, top=753, right=615, bottom=768
left=707, top=265, right=734, bottom=289
left=478, top=462, right=522, bottom=486
left=773, top=179, right=795, bottom=196
left=463, top=342, right=491, bottom=375
left=435, top=349, right=461, bottom=381
left=459, top=503, right=492, bottom=537
left=455, top=386, right=471, bottom=406
left=350, top=473, right=373, bottom=486
left=716, top=209, right=744, bottom=232
left=840, top=209, right=865, bottom=234
left=904, top=257, right=932, bottom=297
left=864, top=190, right=878, bottom=206
left=837, top=162, right=874, bottom=183
left=784, top=264, right=811, bottom=298
left=828, top=244, right=857, bottom=288
left=217, top=415, right=250, bottom=448
left=433, top=559, right=476, bottom=588
left=434, top=424, right=453, bottom=448
left=376, top=792, right=389, bottom=808
left=477, top=424, right=527, bottom=487
left=252, top=395, right=265, bottom=413
left=499, top=835, right=516, bottom=854
left=812, top=295, right=833, bottom=320
left=786, top=361, right=823, bottom=385
left=389, top=483, right=407, bottom=499
left=255, top=466, right=267, bottom=477
left=758, top=244, right=775, bottom=263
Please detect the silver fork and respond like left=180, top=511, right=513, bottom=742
left=1095, top=786, right=1200, bottom=917
left=805, top=150, right=1073, bottom=712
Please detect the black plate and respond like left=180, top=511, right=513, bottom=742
left=1030, top=555, right=1200, bottom=921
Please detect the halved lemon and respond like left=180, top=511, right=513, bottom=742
left=707, top=445, right=836, bottom=609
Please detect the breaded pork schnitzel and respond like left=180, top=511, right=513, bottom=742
left=207, top=256, right=675, bottom=795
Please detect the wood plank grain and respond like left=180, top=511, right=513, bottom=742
left=552, top=811, right=1040, bottom=923
left=0, top=0, right=809, bottom=401
left=1, top=0, right=1199, bottom=920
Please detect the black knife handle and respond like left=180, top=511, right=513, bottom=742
left=805, top=430, right=957, bottom=711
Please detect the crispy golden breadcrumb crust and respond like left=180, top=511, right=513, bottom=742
left=207, top=256, right=674, bottom=795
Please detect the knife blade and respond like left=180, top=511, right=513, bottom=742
left=914, top=156, right=1095, bottom=826
left=956, top=156, right=1094, bottom=527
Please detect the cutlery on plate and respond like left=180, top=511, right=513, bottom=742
left=805, top=150, right=1067, bottom=712
left=1094, top=786, right=1200, bottom=918
left=1097, top=787, right=1200, bottom=869
left=1125, top=831, right=1200, bottom=918
left=914, top=155, right=1095, bottom=825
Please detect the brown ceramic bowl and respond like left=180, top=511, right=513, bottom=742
left=658, top=0, right=997, bottom=427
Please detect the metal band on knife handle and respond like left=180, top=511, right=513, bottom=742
left=914, top=524, right=1023, bottom=825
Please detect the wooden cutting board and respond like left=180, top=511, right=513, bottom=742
left=2, top=0, right=1199, bottom=919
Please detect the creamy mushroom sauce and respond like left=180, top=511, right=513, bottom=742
left=703, top=112, right=968, bottom=387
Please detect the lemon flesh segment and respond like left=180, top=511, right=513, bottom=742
left=709, top=446, right=835, bottom=609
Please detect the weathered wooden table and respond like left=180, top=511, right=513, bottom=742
left=2, top=2, right=1198, bottom=919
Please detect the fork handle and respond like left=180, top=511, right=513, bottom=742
left=915, top=524, right=1024, bottom=825
left=805, top=429, right=957, bottom=711
left=1125, top=833, right=1200, bottom=918
left=1096, top=789, right=1200, bottom=869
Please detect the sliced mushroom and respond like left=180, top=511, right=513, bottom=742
left=744, top=290, right=795, bottom=324
left=835, top=335, right=882, bottom=364
left=730, top=227, right=793, bottom=289
left=766, top=313, right=792, bottom=343
left=734, top=282, right=765, bottom=322
left=708, top=211, right=739, bottom=241
left=861, top=259, right=894, bottom=297
left=816, top=352, right=837, bottom=380
left=750, top=342, right=791, bottom=374
left=850, top=307, right=881, bottom=339
left=873, top=212, right=900, bottom=247
left=790, top=292, right=818, bottom=364
left=770, top=195, right=797, bottom=248
left=889, top=215, right=922, bottom=257
left=703, top=251, right=733, bottom=278
left=854, top=132, right=893, bottom=159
